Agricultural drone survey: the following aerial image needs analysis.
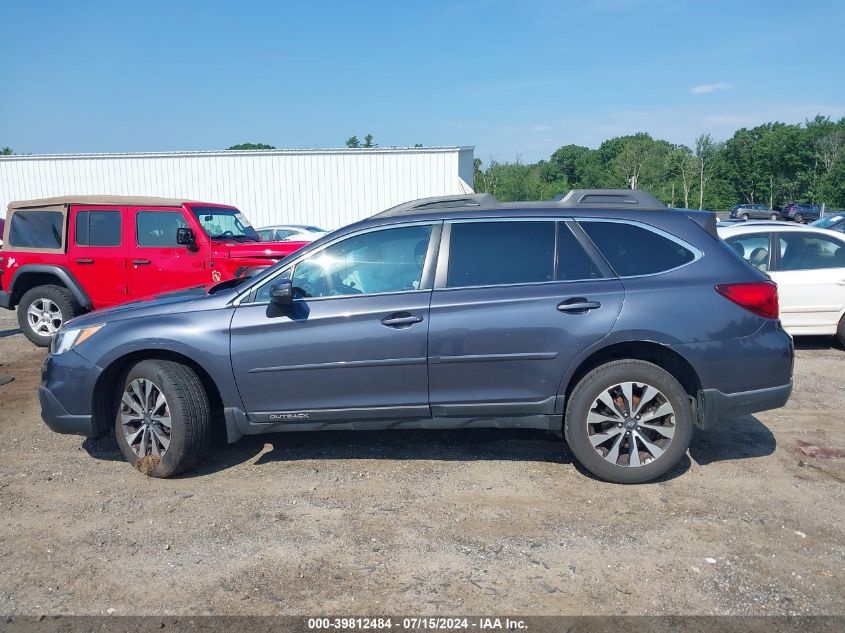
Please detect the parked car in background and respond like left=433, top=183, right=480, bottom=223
left=781, top=203, right=822, bottom=223
left=0, top=196, right=308, bottom=346
left=257, top=224, right=328, bottom=242
left=718, top=222, right=845, bottom=346
left=730, top=203, right=779, bottom=220
left=39, top=189, right=793, bottom=483
left=810, top=212, right=845, bottom=234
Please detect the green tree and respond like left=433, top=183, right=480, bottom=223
left=362, top=134, right=376, bottom=148
left=227, top=143, right=275, bottom=150
left=0, top=147, right=12, bottom=155
left=345, top=136, right=360, bottom=148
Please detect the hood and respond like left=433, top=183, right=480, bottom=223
left=210, top=240, right=309, bottom=260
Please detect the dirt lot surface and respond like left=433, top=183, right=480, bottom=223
left=0, top=311, right=843, bottom=616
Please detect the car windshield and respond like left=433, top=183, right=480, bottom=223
left=811, top=214, right=845, bottom=229
left=191, top=206, right=260, bottom=242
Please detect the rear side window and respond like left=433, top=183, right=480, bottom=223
left=778, top=233, right=845, bottom=270
left=75, top=210, right=122, bottom=247
left=8, top=211, right=63, bottom=249
left=447, top=221, right=555, bottom=287
left=580, top=221, right=695, bottom=276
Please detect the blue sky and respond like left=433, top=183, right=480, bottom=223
left=2, top=0, right=844, bottom=162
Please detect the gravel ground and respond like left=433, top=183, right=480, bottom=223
left=0, top=310, right=842, bottom=616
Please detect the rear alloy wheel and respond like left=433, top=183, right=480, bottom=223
left=115, top=359, right=211, bottom=477
left=17, top=285, right=82, bottom=347
left=794, top=213, right=804, bottom=223
left=769, top=213, right=779, bottom=221
left=565, top=360, right=693, bottom=483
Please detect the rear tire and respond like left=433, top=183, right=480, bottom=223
left=794, top=213, right=804, bottom=223
left=17, top=285, right=82, bottom=347
left=564, top=360, right=693, bottom=484
left=741, top=213, right=750, bottom=220
left=114, top=359, right=210, bottom=478
left=769, top=213, right=779, bottom=221
left=837, top=315, right=845, bottom=349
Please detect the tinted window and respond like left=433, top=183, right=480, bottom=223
left=725, top=234, right=771, bottom=271
left=136, top=211, right=189, bottom=247
left=287, top=225, right=431, bottom=299
left=191, top=206, right=259, bottom=241
left=8, top=211, right=63, bottom=249
left=581, top=221, right=696, bottom=276
left=75, top=210, right=121, bottom=247
left=557, top=224, right=603, bottom=280
left=778, top=233, right=845, bottom=270
left=447, top=221, right=554, bottom=287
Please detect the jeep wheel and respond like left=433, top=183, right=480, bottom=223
left=564, top=360, right=693, bottom=484
left=115, top=359, right=211, bottom=478
left=18, top=285, right=82, bottom=347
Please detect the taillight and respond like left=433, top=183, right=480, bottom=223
left=715, top=281, right=779, bottom=319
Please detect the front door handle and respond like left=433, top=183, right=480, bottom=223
left=557, top=298, right=601, bottom=313
left=381, top=313, right=424, bottom=327
left=132, top=259, right=151, bottom=266
left=75, top=258, right=94, bottom=264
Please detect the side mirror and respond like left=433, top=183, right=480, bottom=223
left=176, top=227, right=196, bottom=246
left=270, top=279, right=293, bottom=305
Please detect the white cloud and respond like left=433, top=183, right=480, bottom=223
left=689, top=82, right=733, bottom=95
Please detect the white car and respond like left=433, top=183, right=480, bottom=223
left=718, top=223, right=845, bottom=346
left=257, top=224, right=328, bottom=242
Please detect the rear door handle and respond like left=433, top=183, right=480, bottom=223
left=557, top=298, right=601, bottom=313
left=75, top=258, right=94, bottom=264
left=132, top=259, right=151, bottom=266
left=381, top=313, right=424, bottom=327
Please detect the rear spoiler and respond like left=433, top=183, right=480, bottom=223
left=671, top=208, right=718, bottom=238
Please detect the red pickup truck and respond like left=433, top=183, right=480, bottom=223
left=0, top=196, right=307, bottom=346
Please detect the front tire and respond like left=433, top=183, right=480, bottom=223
left=564, top=360, right=693, bottom=484
left=115, top=359, right=211, bottom=478
left=769, top=213, right=779, bottom=221
left=17, top=285, right=81, bottom=347
left=837, top=315, right=845, bottom=349
left=741, top=213, right=750, bottom=220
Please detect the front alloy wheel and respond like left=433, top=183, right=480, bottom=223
left=586, top=381, right=675, bottom=467
left=119, top=378, right=172, bottom=458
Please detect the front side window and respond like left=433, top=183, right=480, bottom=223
left=136, top=211, right=189, bottom=247
left=191, top=206, right=259, bottom=242
left=75, top=210, right=122, bottom=247
left=778, top=233, right=845, bottom=270
left=8, top=210, right=63, bottom=249
left=447, top=221, right=555, bottom=287
left=265, top=225, right=432, bottom=300
left=725, top=234, right=771, bottom=271
left=580, top=221, right=696, bottom=276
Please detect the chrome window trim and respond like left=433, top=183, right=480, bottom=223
left=232, top=220, right=440, bottom=306
left=575, top=217, right=703, bottom=278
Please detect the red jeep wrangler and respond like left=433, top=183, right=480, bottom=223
left=0, top=196, right=307, bottom=346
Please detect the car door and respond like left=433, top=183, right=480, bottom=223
left=127, top=206, right=208, bottom=298
left=427, top=219, right=624, bottom=417
left=769, top=231, right=845, bottom=334
left=67, top=206, right=128, bottom=307
left=230, top=222, right=439, bottom=421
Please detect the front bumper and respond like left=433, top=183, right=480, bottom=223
left=40, top=350, right=104, bottom=437
left=699, top=382, right=792, bottom=426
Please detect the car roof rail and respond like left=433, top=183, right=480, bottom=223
left=557, top=189, right=668, bottom=210
left=374, top=193, right=499, bottom=217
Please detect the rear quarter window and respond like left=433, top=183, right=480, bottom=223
left=8, top=210, right=64, bottom=249
left=580, top=220, right=696, bottom=276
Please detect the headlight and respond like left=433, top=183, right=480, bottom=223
left=51, top=324, right=105, bottom=355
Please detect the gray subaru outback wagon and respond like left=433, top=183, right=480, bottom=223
left=39, top=189, right=793, bottom=483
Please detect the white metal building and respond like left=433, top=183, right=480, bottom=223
left=0, top=147, right=475, bottom=229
